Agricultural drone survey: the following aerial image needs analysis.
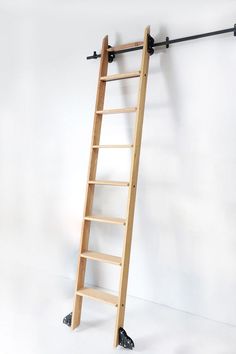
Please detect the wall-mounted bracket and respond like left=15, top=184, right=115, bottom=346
left=166, top=36, right=170, bottom=48
left=92, top=51, right=98, bottom=59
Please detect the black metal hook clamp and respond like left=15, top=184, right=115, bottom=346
left=147, top=34, right=155, bottom=55
left=108, top=45, right=115, bottom=63
left=234, top=24, right=236, bottom=36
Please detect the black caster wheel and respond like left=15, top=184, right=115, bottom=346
left=119, top=327, right=135, bottom=350
left=63, top=312, right=72, bottom=327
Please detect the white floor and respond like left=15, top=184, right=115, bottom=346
left=1, top=266, right=236, bottom=354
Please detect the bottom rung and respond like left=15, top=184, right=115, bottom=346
left=77, top=287, right=118, bottom=307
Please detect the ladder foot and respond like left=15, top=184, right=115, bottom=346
left=119, top=327, right=135, bottom=350
left=63, top=312, right=72, bottom=327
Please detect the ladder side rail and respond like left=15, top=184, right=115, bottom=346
left=114, top=26, right=151, bottom=346
left=71, top=35, right=109, bottom=329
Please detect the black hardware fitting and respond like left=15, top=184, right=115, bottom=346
left=86, top=25, right=235, bottom=60
left=119, top=327, right=135, bottom=350
left=93, top=51, right=98, bottom=59
left=166, top=36, right=170, bottom=48
left=108, top=45, right=115, bottom=63
left=87, top=50, right=101, bottom=60
left=147, top=34, right=155, bottom=55
left=63, top=312, right=72, bottom=327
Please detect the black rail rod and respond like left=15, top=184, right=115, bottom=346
left=86, top=25, right=235, bottom=60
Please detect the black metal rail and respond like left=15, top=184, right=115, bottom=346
left=87, top=25, right=236, bottom=60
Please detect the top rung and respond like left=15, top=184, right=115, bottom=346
left=107, top=41, right=144, bottom=53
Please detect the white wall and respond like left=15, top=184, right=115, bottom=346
left=1, top=0, right=236, bottom=326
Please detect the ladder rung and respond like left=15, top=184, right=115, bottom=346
left=96, top=107, right=137, bottom=115
left=85, top=215, right=126, bottom=225
left=77, top=287, right=118, bottom=307
left=107, top=42, right=143, bottom=52
left=81, top=251, right=122, bottom=265
left=92, top=144, right=133, bottom=148
left=100, top=71, right=141, bottom=82
left=89, top=180, right=129, bottom=186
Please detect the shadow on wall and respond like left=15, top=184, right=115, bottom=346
left=135, top=27, right=187, bottom=303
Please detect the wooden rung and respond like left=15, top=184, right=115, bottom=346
left=84, top=215, right=126, bottom=225
left=81, top=251, right=122, bottom=266
left=88, top=180, right=129, bottom=186
left=77, top=287, right=118, bottom=306
left=96, top=107, right=137, bottom=114
left=107, top=42, right=143, bottom=52
left=92, top=144, right=133, bottom=148
left=100, top=71, right=141, bottom=82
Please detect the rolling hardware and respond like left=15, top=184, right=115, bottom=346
left=119, top=327, right=135, bottom=350
left=147, top=33, right=155, bottom=55
left=87, top=24, right=236, bottom=60
left=63, top=312, right=72, bottom=327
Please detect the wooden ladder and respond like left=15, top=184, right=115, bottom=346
left=69, top=26, right=151, bottom=348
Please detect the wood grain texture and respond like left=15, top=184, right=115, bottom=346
left=71, top=27, right=151, bottom=349
left=92, top=144, right=133, bottom=148
left=84, top=215, right=126, bottom=225
left=88, top=180, right=129, bottom=186
left=71, top=34, right=109, bottom=330
left=81, top=251, right=122, bottom=265
left=107, top=41, right=143, bottom=52
left=96, top=107, right=136, bottom=114
left=100, top=71, right=140, bottom=81
left=77, top=287, right=118, bottom=306
left=114, top=26, right=151, bottom=347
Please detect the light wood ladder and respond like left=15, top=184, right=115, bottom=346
left=65, top=26, right=151, bottom=349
